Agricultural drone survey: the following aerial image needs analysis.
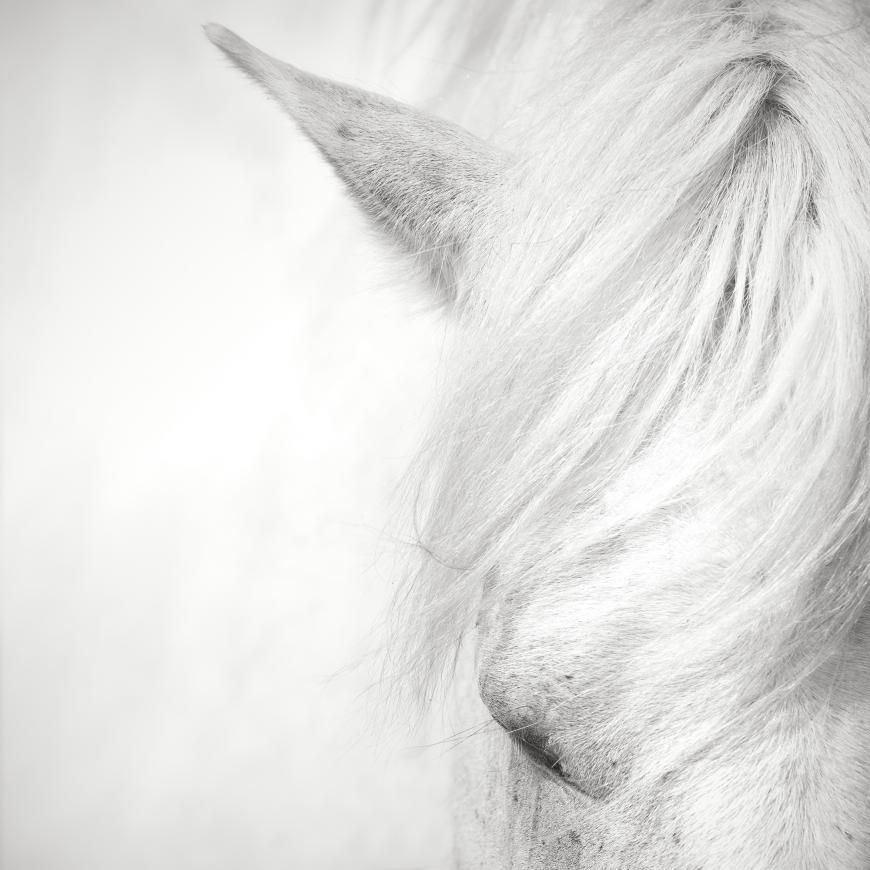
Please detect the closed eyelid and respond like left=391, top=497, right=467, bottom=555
left=508, top=726, right=567, bottom=778
left=483, top=700, right=569, bottom=779
left=484, top=697, right=623, bottom=800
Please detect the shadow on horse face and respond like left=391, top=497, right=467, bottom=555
left=208, top=2, right=870, bottom=865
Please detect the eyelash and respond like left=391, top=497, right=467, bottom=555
left=510, top=729, right=568, bottom=780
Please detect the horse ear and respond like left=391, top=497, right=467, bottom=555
left=205, top=24, right=499, bottom=305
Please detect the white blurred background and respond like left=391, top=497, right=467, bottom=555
left=2, top=2, right=454, bottom=867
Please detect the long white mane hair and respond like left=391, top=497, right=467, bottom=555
left=392, top=0, right=870, bottom=790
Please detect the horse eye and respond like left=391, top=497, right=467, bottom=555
left=510, top=726, right=567, bottom=779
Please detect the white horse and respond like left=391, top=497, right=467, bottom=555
left=207, top=2, right=870, bottom=866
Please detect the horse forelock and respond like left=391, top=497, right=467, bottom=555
left=390, top=0, right=870, bottom=788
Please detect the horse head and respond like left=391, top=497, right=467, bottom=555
left=208, top=4, right=870, bottom=865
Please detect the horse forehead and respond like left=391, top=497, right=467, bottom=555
left=476, top=487, right=743, bottom=642
left=472, top=470, right=750, bottom=721
left=474, top=412, right=756, bottom=627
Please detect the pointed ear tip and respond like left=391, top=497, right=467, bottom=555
left=203, top=22, right=241, bottom=53
left=203, top=23, right=291, bottom=82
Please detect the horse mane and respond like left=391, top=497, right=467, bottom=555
left=388, top=0, right=870, bottom=785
